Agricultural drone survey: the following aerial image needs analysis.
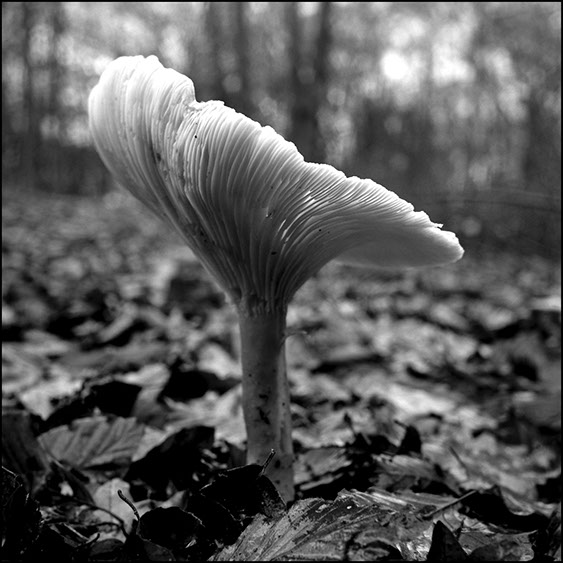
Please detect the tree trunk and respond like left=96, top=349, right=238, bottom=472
left=46, top=2, right=66, bottom=191
left=233, top=2, right=254, bottom=117
left=21, top=1, right=38, bottom=190
left=205, top=2, right=228, bottom=101
left=286, top=2, right=333, bottom=163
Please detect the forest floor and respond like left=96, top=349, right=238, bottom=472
left=2, top=188, right=561, bottom=561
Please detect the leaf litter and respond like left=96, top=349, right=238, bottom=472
left=2, top=190, right=561, bottom=561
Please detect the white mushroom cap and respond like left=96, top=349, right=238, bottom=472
left=89, top=56, right=463, bottom=314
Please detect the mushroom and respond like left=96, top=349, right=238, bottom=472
left=89, top=55, right=464, bottom=502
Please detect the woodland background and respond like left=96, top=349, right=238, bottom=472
left=2, top=1, right=561, bottom=257
left=1, top=3, right=561, bottom=561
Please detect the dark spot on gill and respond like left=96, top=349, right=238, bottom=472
left=271, top=251, right=277, bottom=255
left=199, top=228, right=209, bottom=244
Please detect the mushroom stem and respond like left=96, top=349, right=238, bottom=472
left=237, top=307, right=294, bottom=502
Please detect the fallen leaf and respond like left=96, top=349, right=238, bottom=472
left=37, top=416, right=144, bottom=468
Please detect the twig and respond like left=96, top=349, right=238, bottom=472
left=118, top=489, right=139, bottom=523
left=259, top=449, right=276, bottom=477
left=426, top=489, right=477, bottom=518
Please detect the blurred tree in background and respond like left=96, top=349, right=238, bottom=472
left=2, top=2, right=561, bottom=257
